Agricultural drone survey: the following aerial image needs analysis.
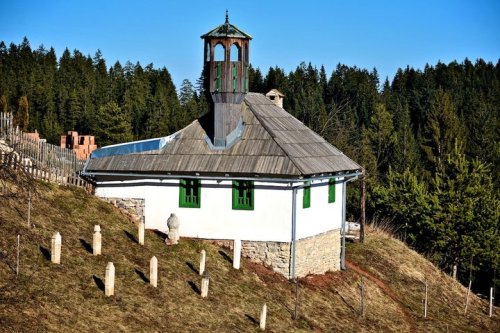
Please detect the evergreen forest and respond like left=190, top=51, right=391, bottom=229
left=0, top=38, right=498, bottom=296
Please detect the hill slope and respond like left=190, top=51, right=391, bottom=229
left=0, top=180, right=498, bottom=332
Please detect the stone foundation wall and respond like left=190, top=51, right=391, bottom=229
left=238, top=229, right=341, bottom=278
left=241, top=241, right=291, bottom=277
left=101, top=197, right=145, bottom=222
left=294, top=229, right=341, bottom=277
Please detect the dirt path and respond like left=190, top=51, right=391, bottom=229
left=346, top=259, right=417, bottom=332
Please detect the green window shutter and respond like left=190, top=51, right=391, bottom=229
left=179, top=178, right=201, bottom=208
left=328, top=178, right=336, bottom=203
left=216, top=62, right=221, bottom=91
left=232, top=180, right=254, bottom=210
left=233, top=64, right=237, bottom=92
left=303, top=182, right=311, bottom=208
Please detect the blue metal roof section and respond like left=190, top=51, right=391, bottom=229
left=91, top=135, right=173, bottom=159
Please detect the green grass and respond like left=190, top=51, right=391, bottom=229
left=0, top=179, right=498, bottom=332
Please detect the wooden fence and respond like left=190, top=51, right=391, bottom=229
left=0, top=112, right=94, bottom=192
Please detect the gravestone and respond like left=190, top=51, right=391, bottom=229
left=199, top=249, right=206, bottom=276
left=138, top=221, right=145, bottom=246
left=233, top=239, right=241, bottom=269
left=260, top=303, right=267, bottom=330
left=166, top=213, right=180, bottom=245
left=150, top=256, right=158, bottom=287
left=201, top=270, right=209, bottom=298
left=93, top=225, right=102, bottom=255
left=105, top=262, right=115, bottom=296
left=51, top=232, right=61, bottom=264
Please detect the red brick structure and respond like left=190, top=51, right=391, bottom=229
left=24, top=130, right=41, bottom=141
left=60, top=131, right=97, bottom=160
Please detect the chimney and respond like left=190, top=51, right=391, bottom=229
left=265, top=89, right=284, bottom=108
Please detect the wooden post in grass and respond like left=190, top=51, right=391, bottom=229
left=359, top=276, right=365, bottom=317
left=138, top=221, right=145, bottom=246
left=51, top=232, right=61, bottom=264
left=93, top=225, right=102, bottom=256
left=464, top=280, right=472, bottom=315
left=259, top=303, right=267, bottom=330
left=16, top=235, right=20, bottom=275
left=233, top=239, right=241, bottom=269
left=359, top=169, right=366, bottom=243
left=489, top=287, right=494, bottom=317
left=105, top=262, right=115, bottom=296
left=199, top=250, right=206, bottom=276
left=201, top=270, right=209, bottom=298
left=424, top=280, right=428, bottom=318
left=27, top=190, right=31, bottom=227
left=150, top=256, right=158, bottom=287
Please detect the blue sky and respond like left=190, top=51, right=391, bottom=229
left=1, top=0, right=499, bottom=89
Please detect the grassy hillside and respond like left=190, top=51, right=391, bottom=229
left=0, top=180, right=498, bottom=332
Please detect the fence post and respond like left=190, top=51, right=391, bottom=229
left=27, top=190, right=31, bottom=227
left=16, top=235, right=20, bottom=276
left=490, top=287, right=494, bottom=318
left=424, top=280, right=428, bottom=318
left=464, top=279, right=472, bottom=315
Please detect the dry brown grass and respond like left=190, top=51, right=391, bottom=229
left=0, top=180, right=498, bottom=332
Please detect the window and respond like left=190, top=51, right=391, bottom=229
left=232, top=180, right=254, bottom=210
left=230, top=43, right=240, bottom=61
left=214, top=43, right=225, bottom=61
left=303, top=182, right=311, bottom=208
left=179, top=179, right=201, bottom=208
left=328, top=178, right=336, bottom=203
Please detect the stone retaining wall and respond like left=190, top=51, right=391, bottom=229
left=101, top=197, right=145, bottom=222
left=214, top=229, right=341, bottom=278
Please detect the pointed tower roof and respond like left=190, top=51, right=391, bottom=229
left=201, top=11, right=252, bottom=40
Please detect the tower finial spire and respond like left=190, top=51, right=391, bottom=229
left=225, top=9, right=229, bottom=24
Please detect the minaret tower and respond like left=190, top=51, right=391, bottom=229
left=201, top=11, right=252, bottom=148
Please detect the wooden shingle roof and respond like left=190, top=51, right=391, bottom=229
left=85, top=93, right=360, bottom=178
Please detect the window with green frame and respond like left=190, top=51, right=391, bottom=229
left=232, top=180, right=254, bottom=210
left=179, top=179, right=201, bottom=208
left=303, top=182, right=311, bottom=208
left=328, top=178, right=336, bottom=203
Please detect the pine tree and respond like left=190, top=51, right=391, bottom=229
left=94, top=101, right=133, bottom=146
left=432, top=141, right=499, bottom=281
left=390, top=100, right=420, bottom=173
left=41, top=111, right=63, bottom=143
left=421, top=90, right=463, bottom=175
left=248, top=65, right=264, bottom=92
left=366, top=103, right=395, bottom=175
left=16, top=95, right=29, bottom=131
left=0, top=95, right=8, bottom=114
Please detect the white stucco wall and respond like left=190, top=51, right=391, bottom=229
left=295, top=178, right=343, bottom=239
left=95, top=180, right=293, bottom=242
left=95, top=177, right=344, bottom=243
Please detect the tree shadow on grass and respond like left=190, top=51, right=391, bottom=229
left=186, top=261, right=199, bottom=275
left=79, top=238, right=93, bottom=254
left=219, top=250, right=233, bottom=265
left=188, top=281, right=200, bottom=295
left=124, top=230, right=137, bottom=243
left=93, top=275, right=105, bottom=291
left=39, top=245, right=50, bottom=261
left=134, top=268, right=149, bottom=283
